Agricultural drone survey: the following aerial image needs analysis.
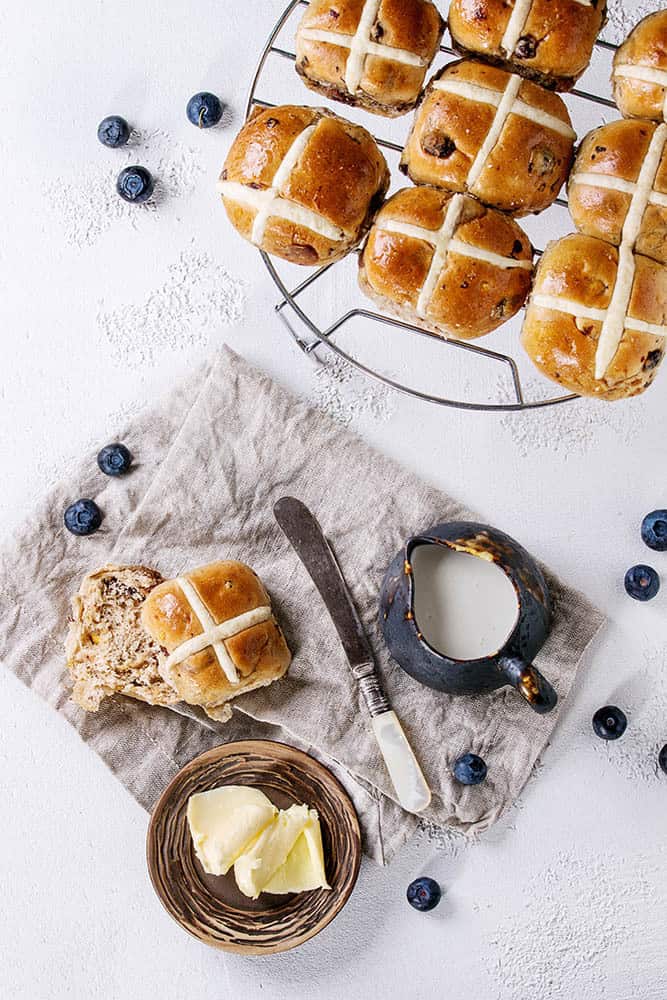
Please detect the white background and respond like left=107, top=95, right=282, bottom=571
left=1, top=1, right=666, bottom=998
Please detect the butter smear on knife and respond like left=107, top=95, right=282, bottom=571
left=187, top=786, right=330, bottom=898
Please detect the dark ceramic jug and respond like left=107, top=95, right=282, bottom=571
left=380, top=521, right=557, bottom=714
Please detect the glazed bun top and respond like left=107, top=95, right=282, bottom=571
left=448, top=0, right=607, bottom=91
left=568, top=119, right=667, bottom=264
left=613, top=10, right=667, bottom=122
left=141, top=560, right=292, bottom=718
left=295, top=0, right=445, bottom=116
left=360, top=186, right=533, bottom=339
left=522, top=233, right=667, bottom=400
left=401, top=59, right=576, bottom=216
left=218, top=105, right=389, bottom=265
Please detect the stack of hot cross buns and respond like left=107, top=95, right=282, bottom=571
left=522, top=9, right=667, bottom=400
left=216, top=2, right=667, bottom=401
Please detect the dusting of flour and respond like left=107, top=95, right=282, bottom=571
left=97, top=245, right=246, bottom=367
left=498, top=378, right=645, bottom=458
left=485, top=847, right=655, bottom=998
left=16, top=397, right=145, bottom=524
left=46, top=129, right=203, bottom=248
left=592, top=644, right=667, bottom=784
left=309, top=351, right=394, bottom=426
left=604, top=0, right=664, bottom=42
left=416, top=820, right=471, bottom=858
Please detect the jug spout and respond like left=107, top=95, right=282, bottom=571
left=498, top=656, right=558, bottom=714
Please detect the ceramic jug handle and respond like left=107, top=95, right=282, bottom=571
left=497, top=656, right=558, bottom=714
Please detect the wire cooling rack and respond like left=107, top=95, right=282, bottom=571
left=243, top=0, right=620, bottom=413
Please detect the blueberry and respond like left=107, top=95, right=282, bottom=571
left=116, top=165, right=154, bottom=203
left=659, top=744, right=667, bottom=775
left=97, top=115, right=130, bottom=148
left=592, top=705, right=627, bottom=741
left=624, top=564, right=660, bottom=601
left=186, top=92, right=224, bottom=128
left=64, top=499, right=103, bottom=536
left=453, top=753, right=487, bottom=785
left=407, top=877, right=441, bottom=912
left=641, top=510, right=667, bottom=552
left=97, top=443, right=132, bottom=477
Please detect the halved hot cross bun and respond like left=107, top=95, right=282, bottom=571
left=400, top=60, right=575, bottom=217
left=568, top=119, right=667, bottom=265
left=295, top=0, right=445, bottom=117
left=612, top=11, right=667, bottom=124
left=522, top=234, right=667, bottom=400
left=218, top=105, right=389, bottom=265
left=141, top=561, right=291, bottom=722
left=448, top=0, right=607, bottom=91
left=359, top=186, right=533, bottom=340
left=65, top=564, right=179, bottom=713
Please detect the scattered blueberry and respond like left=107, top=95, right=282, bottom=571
left=97, top=115, right=131, bottom=148
left=592, top=705, right=627, bottom=741
left=659, top=744, right=667, bottom=775
left=641, top=510, right=667, bottom=552
left=64, top=499, right=103, bottom=536
left=186, top=92, right=224, bottom=129
left=116, top=165, right=154, bottom=203
left=624, top=564, right=660, bottom=602
left=97, top=443, right=132, bottom=477
left=407, top=877, right=441, bottom=912
left=453, top=753, right=487, bottom=785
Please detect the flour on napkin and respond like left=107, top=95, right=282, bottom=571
left=0, top=348, right=604, bottom=863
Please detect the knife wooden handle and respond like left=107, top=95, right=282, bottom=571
left=371, top=710, right=432, bottom=814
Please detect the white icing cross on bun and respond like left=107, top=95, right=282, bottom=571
left=531, top=126, right=667, bottom=378
left=218, top=123, right=347, bottom=248
left=378, top=193, right=532, bottom=319
left=569, top=171, right=667, bottom=209
left=613, top=65, right=667, bottom=121
left=299, top=0, right=428, bottom=96
left=432, top=73, right=575, bottom=197
left=593, top=123, right=667, bottom=377
left=165, top=576, right=272, bottom=685
left=500, top=0, right=595, bottom=59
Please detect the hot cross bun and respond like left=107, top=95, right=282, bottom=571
left=568, top=119, right=667, bottom=265
left=400, top=60, right=576, bottom=216
left=522, top=234, right=667, bottom=400
left=448, top=0, right=607, bottom=91
left=141, top=561, right=291, bottom=722
left=218, top=105, right=389, bottom=265
left=359, top=186, right=533, bottom=340
left=295, top=0, right=445, bottom=117
left=612, top=11, right=667, bottom=123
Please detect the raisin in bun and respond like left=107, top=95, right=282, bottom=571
left=448, top=0, right=607, bottom=91
left=141, top=561, right=291, bottom=723
left=65, top=565, right=178, bottom=713
left=217, top=105, right=389, bottom=265
left=522, top=234, right=666, bottom=400
left=295, top=0, right=444, bottom=117
left=359, top=186, right=533, bottom=340
left=401, top=60, right=575, bottom=217
left=612, top=11, right=667, bottom=123
left=568, top=120, right=667, bottom=264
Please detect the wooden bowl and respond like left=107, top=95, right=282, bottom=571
left=146, top=740, right=361, bottom=954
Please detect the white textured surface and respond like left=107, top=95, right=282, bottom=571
left=1, top=1, right=666, bottom=998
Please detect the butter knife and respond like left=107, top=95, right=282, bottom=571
left=273, top=496, right=431, bottom=814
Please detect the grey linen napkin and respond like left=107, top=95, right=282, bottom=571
left=0, top=347, right=604, bottom=863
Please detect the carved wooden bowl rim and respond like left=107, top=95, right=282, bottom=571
left=146, top=739, right=362, bottom=954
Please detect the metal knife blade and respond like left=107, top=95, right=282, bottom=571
left=273, top=496, right=377, bottom=681
left=273, top=496, right=432, bottom=813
